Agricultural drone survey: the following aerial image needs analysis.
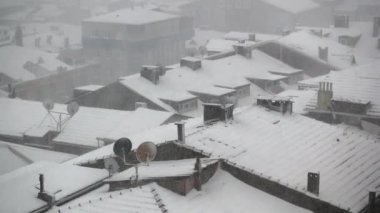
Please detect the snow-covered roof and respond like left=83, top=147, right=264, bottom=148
left=75, top=104, right=380, bottom=213
left=119, top=49, right=298, bottom=114
left=224, top=31, right=281, bottom=42
left=298, top=62, right=380, bottom=116
left=206, top=39, right=255, bottom=53
left=0, top=140, right=76, bottom=175
left=0, top=98, right=174, bottom=148
left=54, top=107, right=175, bottom=148
left=84, top=8, right=179, bottom=25
left=107, top=158, right=218, bottom=181
left=277, top=89, right=317, bottom=114
left=274, top=30, right=368, bottom=70
left=157, top=170, right=311, bottom=213
left=260, top=0, right=319, bottom=14
left=0, top=98, right=68, bottom=138
left=0, top=45, right=72, bottom=82
left=74, top=84, right=103, bottom=92
left=0, top=162, right=108, bottom=213
left=52, top=183, right=164, bottom=213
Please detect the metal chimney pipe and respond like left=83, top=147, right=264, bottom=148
left=39, top=174, right=44, bottom=193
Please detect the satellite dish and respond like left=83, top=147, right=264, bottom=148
left=113, top=138, right=132, bottom=160
left=104, top=157, right=120, bottom=175
left=43, top=99, right=54, bottom=111
left=67, top=101, right=79, bottom=116
left=136, top=141, right=157, bottom=163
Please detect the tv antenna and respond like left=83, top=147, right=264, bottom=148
left=38, top=100, right=80, bottom=132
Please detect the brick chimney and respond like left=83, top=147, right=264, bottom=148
left=203, top=103, right=234, bottom=123
left=373, top=17, right=380, bottom=37
left=140, top=65, right=160, bottom=84
left=307, top=172, right=320, bottom=195
left=180, top=57, right=202, bottom=70
left=317, top=82, right=333, bottom=110
left=318, top=47, right=328, bottom=62
left=233, top=43, right=252, bottom=59
left=175, top=122, right=185, bottom=144
left=334, top=15, right=349, bottom=28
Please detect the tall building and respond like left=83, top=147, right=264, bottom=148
left=82, top=8, right=194, bottom=77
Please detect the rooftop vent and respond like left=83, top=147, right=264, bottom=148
left=203, top=103, right=234, bottom=123
left=180, top=57, right=202, bottom=70
left=307, top=172, right=320, bottom=195
left=140, top=65, right=160, bottom=84
left=233, top=43, right=252, bottom=59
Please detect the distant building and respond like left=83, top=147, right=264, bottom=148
left=163, top=0, right=332, bottom=33
left=334, top=0, right=380, bottom=22
left=82, top=8, right=194, bottom=76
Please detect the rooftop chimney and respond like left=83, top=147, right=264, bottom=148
left=373, top=17, right=380, bottom=37
left=334, top=15, right=349, bottom=28
left=194, top=158, right=202, bottom=191
left=180, top=57, right=202, bottom=70
left=317, top=82, right=333, bottom=110
left=140, top=65, right=160, bottom=84
left=248, top=33, right=256, bottom=42
left=233, top=43, right=252, bottom=59
left=318, top=46, right=328, bottom=62
left=307, top=172, right=320, bottom=195
left=369, top=191, right=376, bottom=213
left=175, top=122, right=185, bottom=144
left=203, top=103, right=234, bottom=123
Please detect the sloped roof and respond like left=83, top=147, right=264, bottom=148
left=274, top=30, right=369, bottom=70
left=0, top=140, right=76, bottom=175
left=157, top=170, right=311, bottom=213
left=0, top=98, right=174, bottom=148
left=0, top=45, right=72, bottom=82
left=54, top=106, right=175, bottom=148
left=298, top=62, right=380, bottom=116
left=0, top=162, right=108, bottom=213
left=53, top=183, right=164, bottom=213
left=70, top=105, right=380, bottom=213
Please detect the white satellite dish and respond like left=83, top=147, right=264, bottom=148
left=104, top=157, right=119, bottom=175
left=43, top=99, right=54, bottom=111
left=136, top=141, right=157, bottom=163
left=67, top=101, right=79, bottom=116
